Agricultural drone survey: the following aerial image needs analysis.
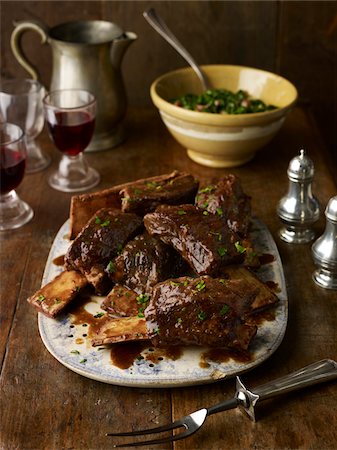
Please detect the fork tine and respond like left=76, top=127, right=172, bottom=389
left=108, top=409, right=207, bottom=447
left=107, top=417, right=185, bottom=437
left=112, top=427, right=192, bottom=448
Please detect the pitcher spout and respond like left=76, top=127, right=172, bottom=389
left=111, top=31, right=137, bottom=67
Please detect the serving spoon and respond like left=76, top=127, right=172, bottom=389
left=143, top=8, right=211, bottom=91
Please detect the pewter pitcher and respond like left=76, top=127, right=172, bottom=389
left=11, top=20, right=137, bottom=151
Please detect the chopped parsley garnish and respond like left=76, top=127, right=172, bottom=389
left=37, top=294, right=45, bottom=302
left=95, top=216, right=110, bottom=227
left=80, top=359, right=87, bottom=364
left=101, top=219, right=110, bottom=227
left=94, top=312, right=105, bottom=318
left=202, top=210, right=209, bottom=216
left=136, top=294, right=150, bottom=304
left=134, top=188, right=142, bottom=195
left=196, top=280, right=206, bottom=291
left=199, top=185, right=215, bottom=194
left=70, top=350, right=80, bottom=355
left=209, top=231, right=222, bottom=241
left=106, top=260, right=115, bottom=273
left=170, top=281, right=181, bottom=287
left=235, top=241, right=247, bottom=254
left=219, top=278, right=227, bottom=284
left=146, top=181, right=161, bottom=189
left=216, top=208, right=223, bottom=216
left=217, top=247, right=228, bottom=257
left=137, top=312, right=145, bottom=318
left=220, top=304, right=230, bottom=315
left=197, top=311, right=207, bottom=321
left=178, top=209, right=187, bottom=215
left=176, top=317, right=183, bottom=324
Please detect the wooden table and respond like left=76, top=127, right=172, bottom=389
left=1, top=106, right=336, bottom=450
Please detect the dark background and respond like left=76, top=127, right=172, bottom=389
left=1, top=1, right=336, bottom=178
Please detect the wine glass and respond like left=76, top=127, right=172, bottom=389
left=0, top=78, right=51, bottom=173
left=0, top=122, right=34, bottom=230
left=43, top=89, right=100, bottom=193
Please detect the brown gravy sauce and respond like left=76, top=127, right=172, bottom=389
left=110, top=344, right=183, bottom=370
left=110, top=342, right=149, bottom=370
left=259, top=253, right=275, bottom=265
left=200, top=348, right=252, bottom=368
left=52, top=254, right=65, bottom=266
left=68, top=295, right=108, bottom=338
left=265, top=280, right=281, bottom=292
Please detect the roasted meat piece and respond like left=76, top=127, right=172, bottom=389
left=110, top=232, right=188, bottom=294
left=27, top=270, right=88, bottom=318
left=101, top=285, right=149, bottom=318
left=65, top=208, right=143, bottom=294
left=221, top=266, right=278, bottom=314
left=144, top=204, right=244, bottom=276
left=120, top=171, right=199, bottom=215
left=145, top=276, right=257, bottom=350
left=196, top=174, right=251, bottom=237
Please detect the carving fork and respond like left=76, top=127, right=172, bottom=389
left=107, top=359, right=337, bottom=447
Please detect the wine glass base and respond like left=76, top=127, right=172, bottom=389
left=48, top=167, right=100, bottom=193
left=26, top=152, right=51, bottom=174
left=0, top=198, right=33, bottom=231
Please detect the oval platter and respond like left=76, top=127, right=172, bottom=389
left=38, top=217, right=288, bottom=388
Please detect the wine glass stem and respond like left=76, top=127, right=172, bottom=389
left=58, top=153, right=89, bottom=180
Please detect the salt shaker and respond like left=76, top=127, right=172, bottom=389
left=312, top=196, right=337, bottom=289
left=277, top=149, right=320, bottom=243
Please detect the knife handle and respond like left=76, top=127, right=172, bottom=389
left=251, top=359, right=337, bottom=400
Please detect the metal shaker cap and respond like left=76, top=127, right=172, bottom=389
left=325, top=196, right=337, bottom=223
left=287, top=149, right=314, bottom=181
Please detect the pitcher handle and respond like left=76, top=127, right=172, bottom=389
left=11, top=20, right=49, bottom=81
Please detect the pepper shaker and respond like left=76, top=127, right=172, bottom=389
left=277, top=149, right=320, bottom=243
left=312, top=196, right=337, bottom=289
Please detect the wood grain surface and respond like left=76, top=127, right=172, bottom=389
left=0, top=106, right=336, bottom=450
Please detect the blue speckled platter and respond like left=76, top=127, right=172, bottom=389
left=38, top=218, right=288, bottom=387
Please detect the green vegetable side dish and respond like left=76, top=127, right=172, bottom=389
left=171, top=88, right=277, bottom=114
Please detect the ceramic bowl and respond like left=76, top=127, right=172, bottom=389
left=150, top=65, right=298, bottom=167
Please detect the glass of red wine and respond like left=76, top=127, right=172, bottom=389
left=0, top=78, right=51, bottom=173
left=43, top=89, right=100, bottom=192
left=0, top=122, right=34, bottom=230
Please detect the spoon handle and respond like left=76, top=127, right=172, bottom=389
left=143, top=8, right=210, bottom=91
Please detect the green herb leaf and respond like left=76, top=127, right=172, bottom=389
left=136, top=294, right=150, bottom=304
left=217, top=247, right=228, bottom=257
left=196, top=280, right=206, bottom=291
left=37, top=294, right=45, bottom=302
left=100, top=219, right=110, bottom=227
left=106, top=260, right=115, bottom=273
left=178, top=209, right=187, bottom=215
left=220, top=304, right=230, bottom=315
left=235, top=241, right=247, bottom=254
left=216, top=208, right=223, bottom=216
left=94, top=312, right=105, bottom=318
left=199, top=185, right=215, bottom=194
left=197, top=311, right=207, bottom=321
left=70, top=350, right=80, bottom=355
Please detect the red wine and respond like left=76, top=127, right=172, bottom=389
left=47, top=111, right=95, bottom=156
left=0, top=147, right=26, bottom=194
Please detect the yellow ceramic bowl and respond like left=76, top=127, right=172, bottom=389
left=150, top=65, right=298, bottom=167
